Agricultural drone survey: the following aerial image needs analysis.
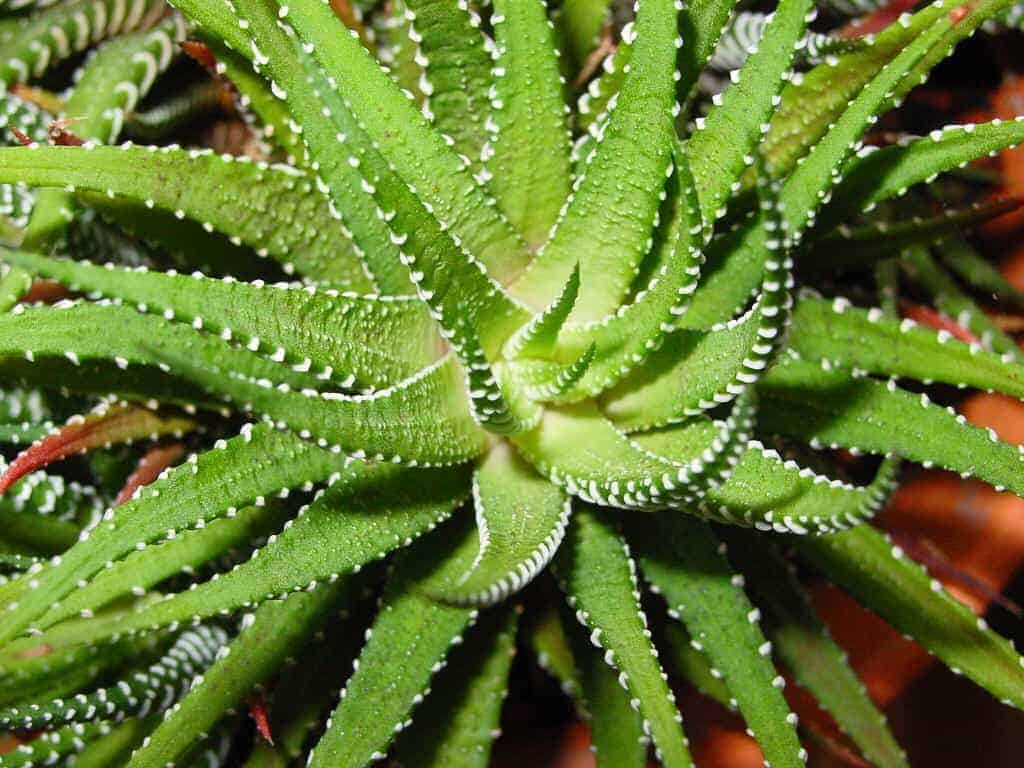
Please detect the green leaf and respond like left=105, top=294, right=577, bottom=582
left=795, top=525, right=1024, bottom=710
left=677, top=0, right=738, bottom=107
left=938, top=235, right=1024, bottom=313
left=0, top=720, right=114, bottom=767
left=552, top=145, right=706, bottom=399
left=0, top=266, right=31, bottom=313
left=0, top=626, right=228, bottom=729
left=553, top=506, right=693, bottom=767
left=0, top=145, right=374, bottom=289
left=126, top=584, right=350, bottom=768
left=428, top=444, right=569, bottom=606
left=562, top=602, right=648, bottom=768
left=557, top=0, right=612, bottom=68
left=900, top=246, right=1020, bottom=358
left=488, top=0, right=572, bottom=247
left=688, top=0, right=813, bottom=223
left=392, top=603, right=519, bottom=768
left=757, top=357, right=1024, bottom=497
left=816, top=118, right=1024, bottom=234
left=514, top=396, right=755, bottom=510
left=510, top=0, right=680, bottom=321
left=0, top=424, right=350, bottom=644
left=659, top=437, right=899, bottom=533
left=633, top=517, right=805, bottom=768
left=271, top=0, right=532, bottom=283
left=806, top=199, right=1023, bottom=271
left=787, top=295, right=1024, bottom=398
left=724, top=533, right=908, bottom=768
left=765, top=0, right=1014, bottom=177
left=306, top=518, right=480, bottom=768
left=781, top=17, right=954, bottom=239
left=2, top=249, right=440, bottom=389
left=44, top=503, right=290, bottom=626
left=400, top=0, right=493, bottom=169
left=0, top=0, right=164, bottom=89
left=96, top=463, right=468, bottom=638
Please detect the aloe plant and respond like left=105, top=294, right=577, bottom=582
left=0, top=0, right=1023, bottom=765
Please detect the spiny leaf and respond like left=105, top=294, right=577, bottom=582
left=603, top=308, right=762, bottom=431
left=807, top=199, right=1024, bottom=270
left=0, top=145, right=375, bottom=288
left=399, top=0, right=493, bottom=168
left=816, top=118, right=1024, bottom=234
left=757, top=356, right=1024, bottom=497
left=487, top=0, right=573, bottom=247
left=781, top=16, right=954, bottom=239
left=147, top=348, right=488, bottom=465
left=562, top=601, right=648, bottom=768
left=392, top=603, right=519, bottom=768
left=725, top=533, right=908, bottom=768
left=59, top=16, right=187, bottom=146
left=514, top=395, right=754, bottom=510
left=45, top=503, right=289, bottom=627
left=2, top=249, right=440, bottom=389
left=272, top=0, right=532, bottom=282
left=0, top=0, right=164, bottom=90
left=662, top=622, right=732, bottom=709
left=0, top=402, right=197, bottom=493
left=503, top=264, right=580, bottom=361
left=70, top=716, right=156, bottom=768
left=125, top=584, right=350, bottom=768
left=787, top=295, right=1024, bottom=398
left=765, top=0, right=1014, bottom=176
left=677, top=0, right=739, bottom=107
left=94, top=462, right=468, bottom=638
left=0, top=265, right=31, bottom=312
left=553, top=505, right=693, bottom=768
left=709, top=11, right=867, bottom=72
left=511, top=0, right=681, bottom=321
left=428, top=444, right=569, bottom=607
left=230, top=0, right=532, bottom=367
left=900, top=245, right=1019, bottom=358
left=0, top=720, right=114, bottom=767
left=551, top=145, right=706, bottom=400
left=687, top=0, right=813, bottom=223
left=0, top=301, right=318, bottom=405
left=0, top=626, right=228, bottom=730
left=0, top=424, right=350, bottom=643
left=305, top=517, right=480, bottom=768
left=795, top=525, right=1024, bottom=710
left=632, top=517, right=805, bottom=768
left=648, top=436, right=899, bottom=533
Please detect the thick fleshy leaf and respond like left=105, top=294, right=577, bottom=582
left=725, top=533, right=908, bottom=768
left=488, top=0, right=573, bottom=247
left=633, top=517, right=805, bottom=768
left=392, top=604, right=519, bottom=768
left=306, top=518, right=480, bottom=768
left=0, top=424, right=350, bottom=643
left=0, top=626, right=228, bottom=729
left=126, top=584, right=350, bottom=768
left=796, top=525, right=1024, bottom=710
left=88, top=463, right=468, bottom=638
left=0, top=402, right=196, bottom=493
left=2, top=249, right=440, bottom=389
left=554, top=505, right=693, bottom=767
left=511, top=0, right=680, bottom=321
left=0, top=145, right=374, bottom=288
left=429, top=444, right=569, bottom=606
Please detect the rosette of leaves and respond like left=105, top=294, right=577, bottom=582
left=1, top=0, right=1024, bottom=766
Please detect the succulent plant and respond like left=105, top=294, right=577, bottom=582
left=1, top=0, right=1024, bottom=765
